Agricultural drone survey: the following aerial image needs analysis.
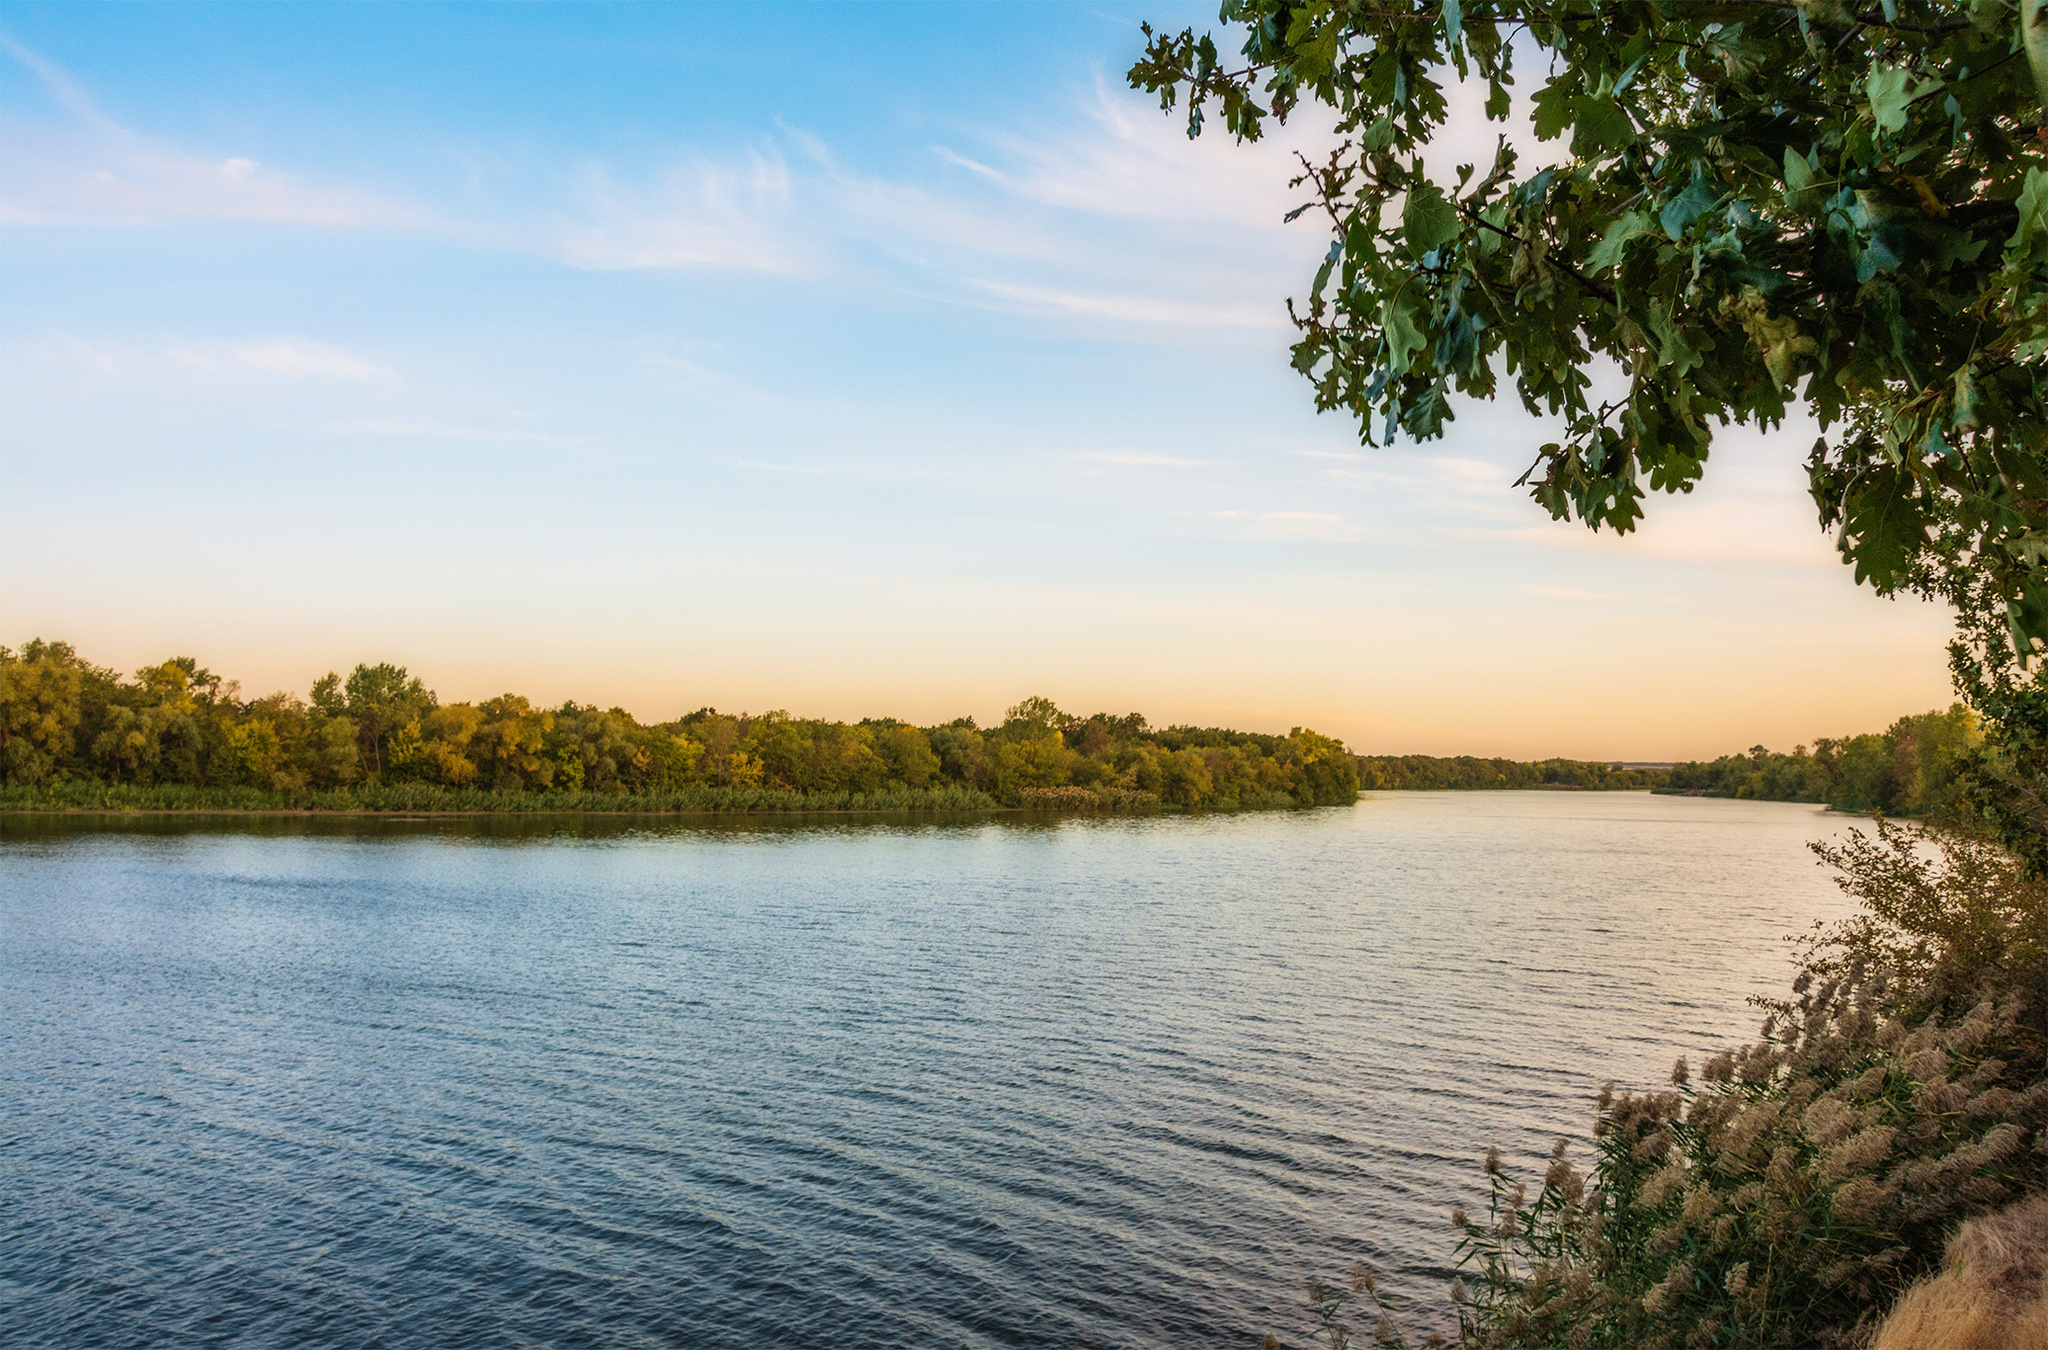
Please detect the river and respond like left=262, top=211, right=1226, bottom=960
left=0, top=793, right=1859, bottom=1348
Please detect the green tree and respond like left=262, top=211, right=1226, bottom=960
left=472, top=693, right=552, bottom=790
left=741, top=711, right=807, bottom=790
left=1888, top=702, right=1982, bottom=813
left=218, top=692, right=314, bottom=791
left=547, top=703, right=645, bottom=793
left=1159, top=746, right=1217, bottom=805
left=991, top=731, right=1075, bottom=798
left=1000, top=695, right=1069, bottom=741
left=417, top=702, right=483, bottom=785
left=0, top=640, right=91, bottom=785
left=1288, top=726, right=1363, bottom=805
left=804, top=720, right=888, bottom=793
left=87, top=658, right=222, bottom=785
left=928, top=720, right=990, bottom=785
left=330, top=662, right=435, bottom=779
left=872, top=722, right=943, bottom=788
left=1835, top=731, right=1900, bottom=810
left=1947, top=598, right=2048, bottom=871
left=1130, top=0, right=2048, bottom=647
left=639, top=729, right=707, bottom=789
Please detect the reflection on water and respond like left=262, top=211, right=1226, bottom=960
left=0, top=807, right=1023, bottom=842
left=0, top=795, right=1858, bottom=1348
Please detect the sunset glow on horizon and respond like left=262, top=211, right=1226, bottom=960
left=0, top=3, right=1954, bottom=760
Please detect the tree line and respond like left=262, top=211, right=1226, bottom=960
left=0, top=639, right=1360, bottom=812
left=1658, top=705, right=1981, bottom=817
left=3, top=638, right=1986, bottom=816
left=1357, top=755, right=1662, bottom=791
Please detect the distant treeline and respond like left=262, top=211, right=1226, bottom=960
left=0, top=640, right=1360, bottom=813
left=1658, top=705, right=1980, bottom=816
left=1356, top=755, right=1663, bottom=791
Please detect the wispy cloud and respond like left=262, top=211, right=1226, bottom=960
left=0, top=144, right=429, bottom=229
left=171, top=338, right=394, bottom=381
left=974, top=279, right=1282, bottom=329
left=953, top=77, right=1334, bottom=231
left=0, top=33, right=117, bottom=130
left=545, top=75, right=1329, bottom=325
left=556, top=152, right=801, bottom=273
left=295, top=419, right=574, bottom=443
left=0, top=37, right=432, bottom=230
left=20, top=335, right=396, bottom=384
left=929, top=145, right=1005, bottom=183
left=1174, top=508, right=1360, bottom=540
left=1073, top=451, right=1217, bottom=468
left=805, top=77, right=1320, bottom=275
left=1, top=30, right=1330, bottom=332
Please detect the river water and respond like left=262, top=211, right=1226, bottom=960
left=0, top=794, right=1859, bottom=1349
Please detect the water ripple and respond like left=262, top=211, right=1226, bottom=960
left=0, top=795, right=1858, bottom=1348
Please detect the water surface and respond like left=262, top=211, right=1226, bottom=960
left=0, top=794, right=1859, bottom=1348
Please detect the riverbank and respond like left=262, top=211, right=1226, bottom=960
left=1654, top=785, right=1920, bottom=819
left=1, top=782, right=1682, bottom=817
left=1, top=782, right=1231, bottom=816
left=0, top=783, right=1011, bottom=816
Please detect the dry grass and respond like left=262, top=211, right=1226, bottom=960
left=1871, top=1195, right=2048, bottom=1350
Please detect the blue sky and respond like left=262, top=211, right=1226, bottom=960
left=0, top=2, right=1951, bottom=757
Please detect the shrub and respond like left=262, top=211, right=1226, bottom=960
left=1014, top=785, right=1164, bottom=811
left=1798, top=824, right=2048, bottom=1050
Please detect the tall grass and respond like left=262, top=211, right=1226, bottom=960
left=1015, top=785, right=1164, bottom=811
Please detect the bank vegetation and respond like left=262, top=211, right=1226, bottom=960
left=0, top=640, right=1362, bottom=813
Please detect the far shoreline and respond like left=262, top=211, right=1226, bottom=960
left=0, top=784, right=1668, bottom=821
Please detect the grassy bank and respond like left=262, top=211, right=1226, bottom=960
left=0, top=781, right=1273, bottom=815
left=0, top=781, right=1011, bottom=815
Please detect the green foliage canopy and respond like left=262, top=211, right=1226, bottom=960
left=1129, top=0, right=2048, bottom=648
left=0, top=641, right=1364, bottom=812
left=1662, top=702, right=1982, bottom=811
left=1359, top=752, right=1664, bottom=789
